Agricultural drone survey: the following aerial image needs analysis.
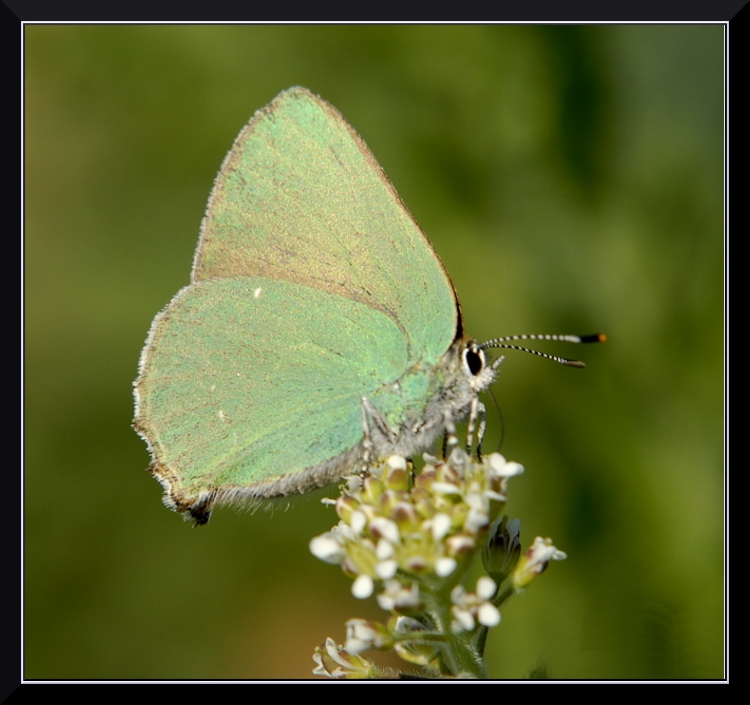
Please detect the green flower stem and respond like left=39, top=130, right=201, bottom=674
left=440, top=627, right=486, bottom=678
left=492, top=577, right=517, bottom=608
left=423, top=592, right=486, bottom=678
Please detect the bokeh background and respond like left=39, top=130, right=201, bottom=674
left=25, top=24, right=725, bottom=680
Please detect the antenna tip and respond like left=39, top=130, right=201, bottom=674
left=580, top=333, right=607, bottom=344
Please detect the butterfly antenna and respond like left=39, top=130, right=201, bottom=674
left=479, top=333, right=607, bottom=368
left=487, top=386, right=504, bottom=452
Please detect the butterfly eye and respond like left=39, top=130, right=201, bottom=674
left=464, top=345, right=485, bottom=376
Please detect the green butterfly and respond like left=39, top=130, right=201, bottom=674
left=134, top=87, right=597, bottom=525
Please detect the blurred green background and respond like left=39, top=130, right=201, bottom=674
left=25, top=24, right=724, bottom=680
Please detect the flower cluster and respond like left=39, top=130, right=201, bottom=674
left=309, top=449, right=566, bottom=679
left=310, top=450, right=523, bottom=604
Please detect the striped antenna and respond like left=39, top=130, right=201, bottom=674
left=479, top=333, right=607, bottom=368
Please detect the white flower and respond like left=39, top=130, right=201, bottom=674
left=431, top=482, right=462, bottom=495
left=435, top=557, right=457, bottom=577
left=344, top=618, right=393, bottom=654
left=452, top=607, right=476, bottom=632
left=343, top=474, right=364, bottom=495
left=352, top=574, right=374, bottom=599
left=513, top=537, right=567, bottom=589
left=391, top=615, right=426, bottom=635
left=309, top=533, right=345, bottom=564
left=375, top=538, right=395, bottom=560
left=386, top=455, right=408, bottom=471
left=350, top=510, right=367, bottom=533
left=450, top=577, right=500, bottom=633
left=487, top=453, right=524, bottom=479
left=430, top=513, right=452, bottom=541
left=477, top=602, right=501, bottom=627
left=528, top=536, right=567, bottom=564
left=377, top=579, right=421, bottom=611
left=375, top=559, right=398, bottom=580
left=464, top=499, right=491, bottom=533
left=370, top=516, right=401, bottom=545
left=445, top=534, right=476, bottom=556
left=312, top=638, right=375, bottom=679
left=476, top=575, right=497, bottom=600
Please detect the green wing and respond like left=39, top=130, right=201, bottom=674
left=136, top=276, right=410, bottom=509
left=135, top=88, right=460, bottom=519
left=194, top=87, right=458, bottom=364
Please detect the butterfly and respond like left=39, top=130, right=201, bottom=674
left=133, top=87, right=601, bottom=525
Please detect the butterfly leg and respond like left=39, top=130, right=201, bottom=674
left=442, top=408, right=459, bottom=455
left=466, top=397, right=487, bottom=459
left=360, top=396, right=399, bottom=471
left=360, top=401, right=373, bottom=472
